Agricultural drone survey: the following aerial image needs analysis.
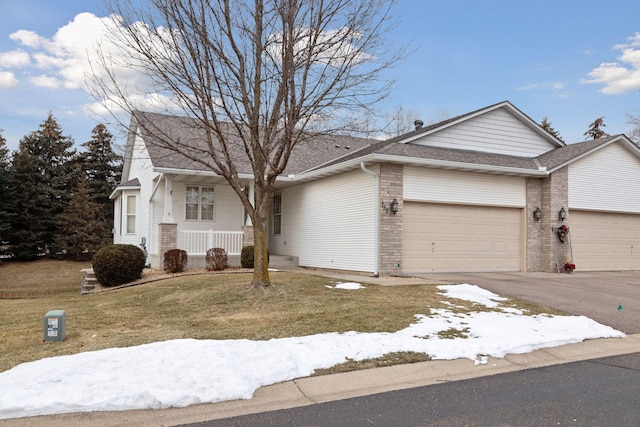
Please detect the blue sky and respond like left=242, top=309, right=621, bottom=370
left=1, top=0, right=640, bottom=151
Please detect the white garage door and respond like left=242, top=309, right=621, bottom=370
left=402, top=202, right=522, bottom=273
left=570, top=210, right=640, bottom=271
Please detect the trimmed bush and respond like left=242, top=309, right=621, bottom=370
left=164, top=248, right=188, bottom=273
left=240, top=245, right=269, bottom=268
left=206, top=248, right=228, bottom=271
left=92, top=244, right=146, bottom=287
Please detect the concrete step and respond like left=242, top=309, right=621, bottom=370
left=269, top=255, right=298, bottom=269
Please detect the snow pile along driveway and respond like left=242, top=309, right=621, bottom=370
left=0, top=283, right=625, bottom=420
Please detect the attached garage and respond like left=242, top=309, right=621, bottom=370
left=402, top=202, right=522, bottom=273
left=570, top=210, right=640, bottom=271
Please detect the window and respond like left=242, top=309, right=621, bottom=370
left=272, top=193, right=282, bottom=235
left=186, top=186, right=214, bottom=220
left=126, top=195, right=136, bottom=234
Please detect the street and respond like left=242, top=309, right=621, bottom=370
left=178, top=352, right=640, bottom=426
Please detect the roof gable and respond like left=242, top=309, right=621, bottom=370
left=537, top=134, right=640, bottom=172
left=398, top=101, right=563, bottom=157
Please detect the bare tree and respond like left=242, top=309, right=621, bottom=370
left=627, top=113, right=640, bottom=143
left=89, top=0, right=402, bottom=287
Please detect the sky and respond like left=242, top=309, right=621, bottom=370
left=0, top=283, right=625, bottom=420
left=1, top=0, right=640, bottom=152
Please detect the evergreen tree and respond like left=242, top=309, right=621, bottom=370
left=55, top=168, right=111, bottom=259
left=7, top=114, right=77, bottom=260
left=584, top=117, right=609, bottom=140
left=0, top=130, right=13, bottom=249
left=540, top=117, right=563, bottom=141
left=78, top=123, right=122, bottom=234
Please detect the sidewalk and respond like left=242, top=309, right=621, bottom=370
left=4, top=334, right=640, bottom=427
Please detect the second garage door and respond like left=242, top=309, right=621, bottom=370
left=403, top=202, right=522, bottom=273
left=570, top=210, right=640, bottom=271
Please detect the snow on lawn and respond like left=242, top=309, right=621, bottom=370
left=0, top=283, right=625, bottom=420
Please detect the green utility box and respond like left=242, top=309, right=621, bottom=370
left=44, top=310, right=66, bottom=342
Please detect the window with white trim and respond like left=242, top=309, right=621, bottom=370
left=186, top=186, right=215, bottom=220
left=126, top=195, right=136, bottom=234
left=272, top=193, right=282, bottom=235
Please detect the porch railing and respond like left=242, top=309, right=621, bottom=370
left=177, top=230, right=244, bottom=255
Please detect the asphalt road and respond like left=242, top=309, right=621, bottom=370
left=176, top=352, right=640, bottom=426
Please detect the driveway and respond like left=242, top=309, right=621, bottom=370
left=414, top=271, right=640, bottom=334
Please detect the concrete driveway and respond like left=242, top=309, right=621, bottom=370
left=414, top=271, right=640, bottom=334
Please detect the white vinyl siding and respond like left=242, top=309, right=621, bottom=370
left=270, top=169, right=376, bottom=272
left=569, top=143, right=640, bottom=213
left=404, top=167, right=526, bottom=207
left=409, top=108, right=554, bottom=157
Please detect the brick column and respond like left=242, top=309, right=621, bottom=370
left=158, top=223, right=178, bottom=268
left=378, top=163, right=403, bottom=276
left=538, top=167, right=568, bottom=272
left=242, top=225, right=254, bottom=247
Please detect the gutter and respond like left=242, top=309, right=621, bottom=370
left=360, top=162, right=380, bottom=277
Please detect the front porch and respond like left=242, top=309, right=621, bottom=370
left=154, top=224, right=254, bottom=269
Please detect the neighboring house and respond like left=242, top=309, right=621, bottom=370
left=111, top=101, right=640, bottom=274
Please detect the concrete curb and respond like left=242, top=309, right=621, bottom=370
left=4, top=334, right=640, bottom=427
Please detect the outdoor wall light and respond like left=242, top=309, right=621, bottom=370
left=559, top=207, right=567, bottom=221
left=390, top=198, right=399, bottom=214
left=533, top=207, right=542, bottom=221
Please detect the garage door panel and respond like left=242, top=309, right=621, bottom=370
left=403, top=202, right=521, bottom=273
left=571, top=211, right=640, bottom=271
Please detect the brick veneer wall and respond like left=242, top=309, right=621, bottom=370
left=527, top=167, right=568, bottom=272
left=158, top=223, right=177, bottom=267
left=242, top=225, right=254, bottom=247
left=378, top=163, right=403, bottom=276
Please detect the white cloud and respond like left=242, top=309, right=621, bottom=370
left=30, top=74, right=62, bottom=89
left=9, top=29, right=46, bottom=48
left=0, top=71, right=18, bottom=88
left=0, top=50, right=30, bottom=68
left=583, top=32, right=640, bottom=94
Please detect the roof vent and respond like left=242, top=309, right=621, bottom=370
left=335, top=144, right=340, bottom=148
left=414, top=120, right=424, bottom=130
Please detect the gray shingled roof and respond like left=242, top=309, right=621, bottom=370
left=133, top=111, right=374, bottom=175
left=132, top=110, right=630, bottom=180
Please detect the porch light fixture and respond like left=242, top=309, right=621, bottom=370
left=533, top=207, right=542, bottom=221
left=558, top=207, right=567, bottom=221
left=390, top=199, right=399, bottom=214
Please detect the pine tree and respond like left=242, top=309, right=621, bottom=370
left=7, top=114, right=77, bottom=260
left=540, top=117, right=563, bottom=141
left=0, top=130, right=13, bottom=250
left=584, top=117, right=609, bottom=140
left=78, top=124, right=122, bottom=233
left=55, top=168, right=111, bottom=259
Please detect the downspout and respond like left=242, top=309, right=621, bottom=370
left=147, top=173, right=164, bottom=266
left=360, top=162, right=380, bottom=277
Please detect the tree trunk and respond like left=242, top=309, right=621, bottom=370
left=249, top=201, right=271, bottom=288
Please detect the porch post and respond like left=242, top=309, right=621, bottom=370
left=162, top=176, right=174, bottom=223
left=157, top=176, right=177, bottom=268
left=242, top=180, right=255, bottom=246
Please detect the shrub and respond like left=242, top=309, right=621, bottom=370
left=240, top=245, right=269, bottom=268
left=164, top=248, right=188, bottom=273
left=206, top=248, right=228, bottom=271
left=92, top=244, right=146, bottom=287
